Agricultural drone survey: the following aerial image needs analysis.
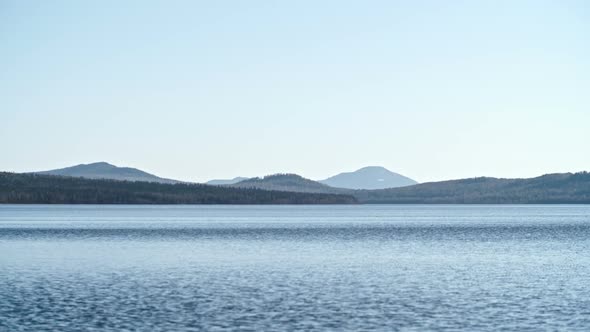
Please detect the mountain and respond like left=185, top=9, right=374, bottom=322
left=230, top=174, right=344, bottom=194
left=34, top=162, right=180, bottom=184
left=206, top=177, right=249, bottom=186
left=0, top=172, right=357, bottom=204
left=353, top=172, right=590, bottom=204
left=320, top=166, right=417, bottom=190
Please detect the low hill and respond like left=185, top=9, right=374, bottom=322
left=354, top=172, right=590, bottom=204
left=230, top=174, right=343, bottom=194
left=0, top=172, right=357, bottom=204
left=320, top=166, right=417, bottom=189
left=35, top=162, right=179, bottom=184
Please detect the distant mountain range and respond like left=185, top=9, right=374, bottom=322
left=34, top=162, right=180, bottom=184
left=38, top=162, right=417, bottom=190
left=210, top=166, right=418, bottom=190
left=17, top=161, right=590, bottom=204
left=319, top=166, right=417, bottom=189
left=224, top=168, right=418, bottom=195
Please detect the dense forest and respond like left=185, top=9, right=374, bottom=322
left=355, top=172, right=590, bottom=204
left=0, top=173, right=357, bottom=204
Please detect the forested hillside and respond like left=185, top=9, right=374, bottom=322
left=355, top=172, right=590, bottom=203
left=231, top=174, right=343, bottom=194
left=0, top=173, right=357, bottom=204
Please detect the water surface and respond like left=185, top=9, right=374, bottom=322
left=1, top=205, right=590, bottom=331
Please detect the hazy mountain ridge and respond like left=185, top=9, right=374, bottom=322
left=320, top=166, right=417, bottom=189
left=206, top=177, right=249, bottom=186
left=35, top=162, right=180, bottom=184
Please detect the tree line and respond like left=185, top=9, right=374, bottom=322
left=0, top=173, right=357, bottom=204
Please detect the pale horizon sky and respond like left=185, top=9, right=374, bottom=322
left=1, top=1, right=589, bottom=183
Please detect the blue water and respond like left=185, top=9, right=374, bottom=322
left=1, top=205, right=590, bottom=331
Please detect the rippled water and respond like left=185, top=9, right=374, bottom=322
left=1, top=205, right=590, bottom=331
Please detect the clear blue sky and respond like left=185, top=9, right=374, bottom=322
left=1, top=0, right=589, bottom=183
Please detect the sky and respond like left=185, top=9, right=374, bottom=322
left=1, top=0, right=589, bottom=183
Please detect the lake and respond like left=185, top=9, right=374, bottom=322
left=1, top=205, right=590, bottom=331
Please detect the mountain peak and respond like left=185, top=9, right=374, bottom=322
left=34, top=162, right=179, bottom=184
left=355, top=166, right=391, bottom=173
left=320, top=166, right=417, bottom=190
left=88, top=161, right=115, bottom=167
left=75, top=161, right=117, bottom=170
left=359, top=166, right=386, bottom=170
